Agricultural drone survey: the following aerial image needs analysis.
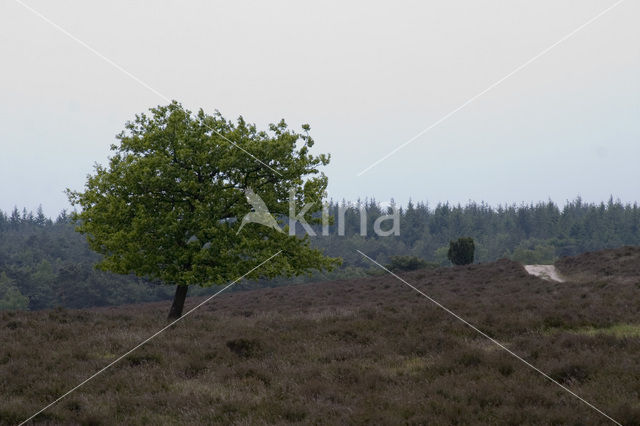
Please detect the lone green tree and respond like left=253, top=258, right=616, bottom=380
left=68, top=102, right=338, bottom=319
left=447, top=237, right=475, bottom=265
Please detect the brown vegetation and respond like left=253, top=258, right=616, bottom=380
left=556, top=245, right=640, bottom=283
left=2, top=250, right=640, bottom=424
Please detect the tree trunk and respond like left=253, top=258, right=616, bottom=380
left=167, top=284, right=189, bottom=321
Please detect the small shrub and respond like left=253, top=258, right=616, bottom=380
left=498, top=363, right=514, bottom=377
left=543, top=316, right=566, bottom=330
left=283, top=407, right=307, bottom=422
left=447, top=238, right=475, bottom=265
left=226, top=338, right=263, bottom=358
left=183, top=358, right=208, bottom=378
left=386, top=256, right=434, bottom=272
left=457, top=352, right=482, bottom=367
left=126, top=352, right=162, bottom=366
left=550, top=363, right=589, bottom=384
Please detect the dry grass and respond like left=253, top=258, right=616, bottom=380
left=2, top=252, right=640, bottom=425
left=556, top=245, right=640, bottom=284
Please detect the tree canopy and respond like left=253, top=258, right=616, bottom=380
left=447, top=237, right=475, bottom=265
left=67, top=103, right=339, bottom=295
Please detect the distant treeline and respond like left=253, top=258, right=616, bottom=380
left=0, top=207, right=171, bottom=311
left=311, top=196, right=640, bottom=271
left=1, top=197, right=639, bottom=310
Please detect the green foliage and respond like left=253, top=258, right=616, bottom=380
left=434, top=246, right=450, bottom=266
left=67, top=102, right=339, bottom=287
left=386, top=255, right=434, bottom=272
left=0, top=215, right=189, bottom=310
left=510, top=239, right=557, bottom=264
left=0, top=272, right=29, bottom=311
left=447, top=238, right=475, bottom=265
left=2, top=195, right=640, bottom=310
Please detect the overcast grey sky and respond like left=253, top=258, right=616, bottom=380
left=1, top=0, right=638, bottom=217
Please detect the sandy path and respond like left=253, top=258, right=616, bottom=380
left=524, top=265, right=565, bottom=282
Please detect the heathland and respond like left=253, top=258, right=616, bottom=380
left=2, top=246, right=640, bottom=424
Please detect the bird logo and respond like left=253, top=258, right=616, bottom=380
left=237, top=188, right=284, bottom=234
